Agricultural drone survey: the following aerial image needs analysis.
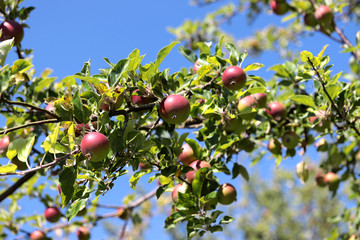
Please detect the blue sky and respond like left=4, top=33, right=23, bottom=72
left=2, top=0, right=360, bottom=239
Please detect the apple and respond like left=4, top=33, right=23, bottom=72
left=186, top=160, right=211, bottom=183
left=266, top=102, right=286, bottom=121
left=45, top=103, right=56, bottom=119
left=315, top=5, right=333, bottom=24
left=172, top=184, right=184, bottom=202
left=324, top=172, right=339, bottom=185
left=179, top=143, right=197, bottom=165
left=304, top=13, right=318, bottom=27
left=309, top=111, right=330, bottom=132
left=222, top=66, right=247, bottom=91
left=0, top=20, right=24, bottom=45
left=0, top=135, right=10, bottom=154
left=117, top=207, right=130, bottom=220
left=159, top=95, right=190, bottom=124
left=217, top=183, right=237, bottom=205
left=315, top=172, right=326, bottom=187
left=237, top=93, right=267, bottom=120
left=139, top=162, right=152, bottom=170
left=319, top=22, right=335, bottom=35
left=76, top=226, right=90, bottom=240
left=270, top=0, right=289, bottom=15
left=30, top=230, right=46, bottom=240
left=281, top=131, right=299, bottom=149
left=193, top=60, right=200, bottom=73
left=253, top=93, right=267, bottom=108
left=44, top=206, right=61, bottom=223
left=268, top=139, right=281, bottom=154
left=131, top=89, right=157, bottom=106
left=80, top=132, right=110, bottom=162
left=296, top=161, right=309, bottom=182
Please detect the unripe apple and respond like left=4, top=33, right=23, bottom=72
left=281, top=131, right=300, bottom=149
left=304, top=13, right=318, bottom=27
left=131, top=89, right=157, bottom=106
left=44, top=206, right=61, bottom=223
left=117, top=207, right=130, bottom=220
left=76, top=226, right=90, bottom=240
left=315, top=172, right=326, bottom=187
left=172, top=184, right=184, bottom=202
left=30, top=230, right=46, bottom=240
left=159, top=95, right=190, bottom=124
left=270, top=0, right=289, bottom=15
left=296, top=161, right=309, bottom=183
left=217, top=183, right=237, bottom=205
left=315, top=5, right=333, bottom=24
left=0, top=20, right=24, bottom=45
left=0, top=135, right=10, bottom=154
left=179, top=143, right=197, bottom=165
left=266, top=102, right=286, bottom=121
left=222, top=66, right=247, bottom=91
left=268, top=139, right=281, bottom=154
left=186, top=160, right=211, bottom=183
left=80, top=132, right=110, bottom=162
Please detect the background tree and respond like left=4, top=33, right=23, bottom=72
left=0, top=0, right=359, bottom=239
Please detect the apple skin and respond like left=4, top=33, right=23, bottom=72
left=0, top=135, right=10, bottom=154
left=315, top=172, right=326, bottom=187
left=80, top=132, right=110, bottom=162
left=237, top=93, right=267, bottom=120
left=45, top=103, right=56, bottom=119
left=266, top=102, right=286, bottom=121
left=281, top=131, right=300, bottom=149
left=0, top=20, right=24, bottom=45
left=309, top=114, right=330, bottom=132
left=193, top=60, right=200, bottom=73
left=304, top=13, right=318, bottom=27
left=268, top=139, right=281, bottom=154
left=270, top=0, right=289, bottom=15
left=30, top=230, right=46, bottom=240
left=315, top=5, right=333, bottom=24
left=159, top=95, right=190, bottom=124
left=179, top=143, right=197, bottom=165
left=222, top=66, right=247, bottom=91
left=131, top=89, right=157, bottom=106
left=324, top=172, right=339, bottom=185
left=44, top=206, right=61, bottom=223
left=172, top=184, right=184, bottom=202
left=139, top=162, right=151, bottom=170
left=217, top=183, right=237, bottom=205
left=77, top=226, right=90, bottom=240
left=186, top=160, right=211, bottom=183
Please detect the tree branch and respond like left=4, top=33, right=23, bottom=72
left=0, top=119, right=59, bottom=135
left=0, top=171, right=36, bottom=202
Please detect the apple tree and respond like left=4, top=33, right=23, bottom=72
left=0, top=0, right=359, bottom=239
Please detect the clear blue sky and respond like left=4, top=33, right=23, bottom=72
left=3, top=0, right=359, bottom=239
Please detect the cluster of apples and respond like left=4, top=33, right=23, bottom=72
left=172, top=143, right=237, bottom=208
left=269, top=1, right=334, bottom=34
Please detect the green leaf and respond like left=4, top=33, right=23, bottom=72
left=219, top=215, right=234, bottom=224
left=154, top=42, right=179, bottom=70
left=225, top=43, right=240, bottom=64
left=72, top=90, right=91, bottom=124
left=0, top=38, right=13, bottom=66
left=289, top=95, right=316, bottom=108
left=300, top=50, right=313, bottom=62
left=244, top=63, right=264, bottom=72
left=178, top=46, right=197, bottom=63
left=238, top=164, right=249, bottom=181
left=108, top=58, right=129, bottom=87
left=129, top=170, right=150, bottom=190
left=66, top=198, right=87, bottom=221
left=0, top=164, right=17, bottom=173
left=325, top=84, right=341, bottom=100
left=192, top=167, right=210, bottom=198
left=60, top=167, right=77, bottom=207
left=317, top=45, right=329, bottom=58
left=18, top=136, right=35, bottom=162
left=10, top=59, right=32, bottom=73
left=156, top=183, right=169, bottom=199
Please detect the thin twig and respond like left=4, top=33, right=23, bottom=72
left=0, top=119, right=59, bottom=135
left=0, top=172, right=36, bottom=202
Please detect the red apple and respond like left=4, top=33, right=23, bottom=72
left=0, top=135, right=10, bottom=154
left=139, top=162, right=152, bottom=170
left=266, top=102, right=286, bottom=121
left=131, top=89, right=157, bottom=106
left=0, top=20, right=24, bottom=45
left=324, top=172, right=339, bottom=185
left=172, top=184, right=184, bottom=202
left=270, top=0, right=289, bottom=15
left=159, top=95, right=190, bottom=124
left=315, top=5, right=333, bottom=24
left=193, top=60, right=200, bottom=73
left=268, top=139, right=281, bottom=154
left=30, top=230, right=46, bottom=240
left=45, top=103, right=56, bottom=119
left=217, top=183, right=237, bottom=205
left=76, top=226, right=90, bottom=240
left=186, top=160, right=211, bottom=183
left=222, top=66, right=247, bottom=91
left=80, top=132, right=110, bottom=162
left=281, top=131, right=300, bottom=149
left=179, top=143, right=197, bottom=165
left=253, top=92, right=267, bottom=108
left=315, top=172, right=326, bottom=187
left=237, top=93, right=267, bottom=120
left=304, top=13, right=318, bottom=27
left=44, top=206, right=61, bottom=223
